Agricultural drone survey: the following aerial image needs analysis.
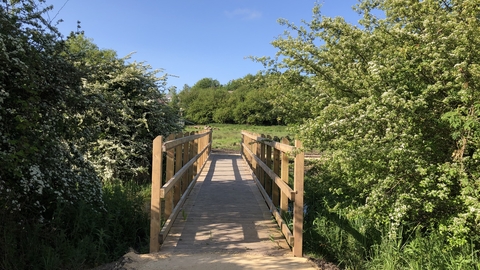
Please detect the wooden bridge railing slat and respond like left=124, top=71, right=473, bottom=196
left=266, top=135, right=273, bottom=199
left=280, top=137, right=290, bottom=216
left=174, top=133, right=183, bottom=206
left=242, top=144, right=295, bottom=201
left=293, top=139, right=304, bottom=256
left=149, top=136, right=163, bottom=253
left=150, top=130, right=212, bottom=253
left=241, top=131, right=304, bottom=257
left=164, top=134, right=175, bottom=220
left=160, top=140, right=211, bottom=197
left=241, top=131, right=295, bottom=153
left=272, top=143, right=281, bottom=207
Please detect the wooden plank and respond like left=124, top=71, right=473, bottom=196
left=280, top=137, right=290, bottom=215
left=192, top=131, right=198, bottom=176
left=255, top=133, right=261, bottom=187
left=159, top=157, right=206, bottom=245
left=197, top=132, right=202, bottom=170
left=181, top=132, right=190, bottom=194
left=260, top=134, right=266, bottom=188
left=150, top=136, right=163, bottom=253
left=160, top=143, right=210, bottom=197
left=174, top=133, right=183, bottom=206
left=293, top=139, right=304, bottom=257
left=162, top=132, right=209, bottom=151
left=189, top=131, right=196, bottom=185
left=273, top=209, right=295, bottom=246
left=242, top=142, right=295, bottom=201
left=272, top=147, right=280, bottom=207
left=164, top=134, right=175, bottom=219
left=241, top=131, right=295, bottom=153
left=266, top=135, right=273, bottom=198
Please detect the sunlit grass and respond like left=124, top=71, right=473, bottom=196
left=184, top=124, right=292, bottom=152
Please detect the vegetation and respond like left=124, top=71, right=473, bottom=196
left=256, top=0, right=480, bottom=268
left=184, top=124, right=290, bottom=151
left=3, top=0, right=480, bottom=269
left=178, top=74, right=285, bottom=125
left=0, top=1, right=179, bottom=269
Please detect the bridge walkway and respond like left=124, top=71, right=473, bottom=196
left=160, top=152, right=290, bottom=255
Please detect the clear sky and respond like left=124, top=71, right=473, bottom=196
left=42, top=0, right=361, bottom=91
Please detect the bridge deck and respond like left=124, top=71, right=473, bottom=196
left=160, top=152, right=291, bottom=255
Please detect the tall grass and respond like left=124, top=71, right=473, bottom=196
left=366, top=228, right=480, bottom=270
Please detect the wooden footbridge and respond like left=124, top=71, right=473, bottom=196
left=149, top=130, right=305, bottom=258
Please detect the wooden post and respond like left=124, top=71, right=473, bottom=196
left=245, top=134, right=251, bottom=167
left=273, top=146, right=281, bottom=207
left=197, top=131, right=204, bottom=173
left=252, top=135, right=258, bottom=178
left=164, top=134, right=175, bottom=219
left=208, top=129, right=212, bottom=155
left=240, top=133, right=244, bottom=158
left=259, top=134, right=266, bottom=188
left=150, top=136, right=163, bottom=253
left=190, top=131, right=196, bottom=185
left=293, top=140, right=304, bottom=257
left=174, top=133, right=183, bottom=206
left=181, top=132, right=190, bottom=194
left=266, top=135, right=272, bottom=198
left=192, top=133, right=198, bottom=177
left=280, top=137, right=289, bottom=215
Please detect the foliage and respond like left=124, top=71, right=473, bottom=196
left=0, top=0, right=102, bottom=230
left=178, top=74, right=285, bottom=125
left=1, top=182, right=149, bottom=270
left=0, top=1, right=180, bottom=268
left=261, top=0, right=480, bottom=247
left=366, top=228, right=479, bottom=270
left=252, top=0, right=480, bottom=267
left=184, top=123, right=290, bottom=151
left=65, top=34, right=181, bottom=184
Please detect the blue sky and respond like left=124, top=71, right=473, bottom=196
left=43, top=0, right=361, bottom=91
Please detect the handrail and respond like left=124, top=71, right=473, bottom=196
left=150, top=129, right=212, bottom=252
left=241, top=130, right=304, bottom=257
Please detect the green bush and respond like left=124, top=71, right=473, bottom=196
left=0, top=1, right=177, bottom=269
left=303, top=163, right=480, bottom=269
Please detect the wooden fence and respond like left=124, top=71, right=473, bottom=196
left=150, top=129, right=212, bottom=252
left=240, top=131, right=304, bottom=257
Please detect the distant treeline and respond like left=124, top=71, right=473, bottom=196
left=169, top=75, right=290, bottom=126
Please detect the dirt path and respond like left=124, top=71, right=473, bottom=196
left=120, top=251, right=319, bottom=270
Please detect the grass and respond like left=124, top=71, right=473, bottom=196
left=184, top=123, right=292, bottom=152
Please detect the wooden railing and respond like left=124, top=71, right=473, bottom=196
left=240, top=131, right=304, bottom=257
left=150, top=130, right=212, bottom=252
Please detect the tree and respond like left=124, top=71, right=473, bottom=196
left=0, top=0, right=103, bottom=221
left=192, top=77, right=220, bottom=89
left=0, top=1, right=103, bottom=267
left=0, top=3, right=182, bottom=267
left=65, top=34, right=181, bottom=184
left=261, top=0, right=480, bottom=247
left=178, top=78, right=226, bottom=124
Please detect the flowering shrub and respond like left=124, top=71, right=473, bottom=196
left=0, top=1, right=180, bottom=268
left=66, top=34, right=181, bottom=184
left=261, top=0, right=480, bottom=255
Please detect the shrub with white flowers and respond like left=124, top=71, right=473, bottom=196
left=0, top=1, right=181, bottom=268
left=261, top=0, right=480, bottom=249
